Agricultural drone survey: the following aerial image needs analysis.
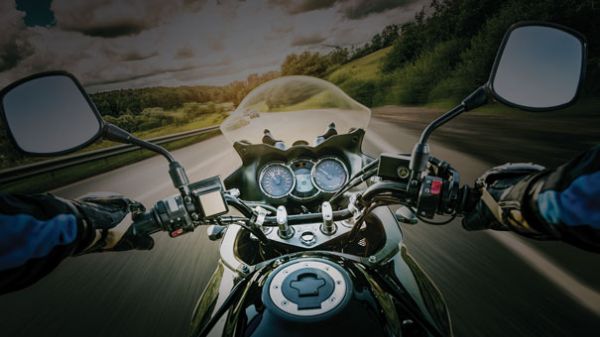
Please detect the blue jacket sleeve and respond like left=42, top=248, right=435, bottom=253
left=529, top=145, right=600, bottom=252
left=0, top=193, right=87, bottom=294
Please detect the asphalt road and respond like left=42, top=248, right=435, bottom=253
left=1, top=118, right=599, bottom=337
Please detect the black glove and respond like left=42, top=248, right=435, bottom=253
left=462, top=163, right=548, bottom=237
left=69, top=193, right=154, bottom=253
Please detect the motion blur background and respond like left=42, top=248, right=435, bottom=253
left=0, top=1, right=599, bottom=336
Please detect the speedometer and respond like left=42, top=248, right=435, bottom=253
left=312, top=158, right=348, bottom=192
left=259, top=163, right=295, bottom=198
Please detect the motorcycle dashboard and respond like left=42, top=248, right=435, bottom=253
left=224, top=129, right=368, bottom=210
left=258, top=157, right=349, bottom=200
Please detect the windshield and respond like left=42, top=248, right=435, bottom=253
left=220, top=76, right=370, bottom=146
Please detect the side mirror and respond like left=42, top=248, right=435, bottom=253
left=489, top=23, right=586, bottom=111
left=0, top=71, right=103, bottom=155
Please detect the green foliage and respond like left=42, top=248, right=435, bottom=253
left=281, top=52, right=332, bottom=77
left=90, top=72, right=279, bottom=116
left=372, top=0, right=600, bottom=106
left=338, top=80, right=377, bottom=107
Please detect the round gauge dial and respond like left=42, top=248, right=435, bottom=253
left=312, top=158, right=348, bottom=192
left=259, top=163, right=295, bottom=198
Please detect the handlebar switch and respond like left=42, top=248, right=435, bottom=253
left=277, top=206, right=294, bottom=239
left=417, top=175, right=443, bottom=218
left=155, top=195, right=193, bottom=237
left=320, top=201, right=337, bottom=235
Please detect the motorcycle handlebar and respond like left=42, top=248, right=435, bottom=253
left=132, top=210, right=162, bottom=235
left=263, top=209, right=353, bottom=226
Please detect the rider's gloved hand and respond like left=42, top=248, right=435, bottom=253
left=68, top=193, right=154, bottom=253
left=462, top=163, right=550, bottom=238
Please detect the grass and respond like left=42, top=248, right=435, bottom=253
left=2, top=130, right=221, bottom=194
left=326, top=47, right=392, bottom=86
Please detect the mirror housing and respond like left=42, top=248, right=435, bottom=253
left=0, top=71, right=192, bottom=195
left=0, top=71, right=104, bottom=156
left=488, top=22, right=587, bottom=111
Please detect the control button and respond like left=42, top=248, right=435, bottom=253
left=431, top=180, right=442, bottom=195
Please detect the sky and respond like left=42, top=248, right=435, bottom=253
left=0, top=0, right=430, bottom=92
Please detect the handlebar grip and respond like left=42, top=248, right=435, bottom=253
left=132, top=211, right=162, bottom=235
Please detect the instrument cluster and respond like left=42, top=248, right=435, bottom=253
left=258, top=157, right=349, bottom=200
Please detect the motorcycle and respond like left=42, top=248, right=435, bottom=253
left=0, top=22, right=587, bottom=337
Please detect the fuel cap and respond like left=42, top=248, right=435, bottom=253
left=263, top=259, right=351, bottom=320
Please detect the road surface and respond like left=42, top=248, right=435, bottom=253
left=1, top=118, right=598, bottom=337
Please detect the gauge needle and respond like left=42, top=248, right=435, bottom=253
left=319, top=168, right=332, bottom=180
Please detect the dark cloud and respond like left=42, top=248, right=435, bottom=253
left=343, top=0, right=415, bottom=20
left=86, top=64, right=199, bottom=87
left=291, top=33, right=326, bottom=46
left=50, top=0, right=206, bottom=38
left=270, top=0, right=419, bottom=19
left=176, top=47, right=195, bottom=60
left=0, top=40, right=34, bottom=73
left=77, top=23, right=146, bottom=38
left=269, top=0, right=337, bottom=15
left=0, top=2, right=34, bottom=72
left=101, top=46, right=158, bottom=62
left=121, top=51, right=158, bottom=62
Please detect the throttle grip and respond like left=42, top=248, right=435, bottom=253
left=132, top=211, right=162, bottom=235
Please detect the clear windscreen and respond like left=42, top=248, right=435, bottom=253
left=220, top=76, right=371, bottom=146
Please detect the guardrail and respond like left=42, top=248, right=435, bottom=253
left=0, top=125, right=220, bottom=186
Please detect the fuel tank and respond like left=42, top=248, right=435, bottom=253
left=191, top=252, right=451, bottom=337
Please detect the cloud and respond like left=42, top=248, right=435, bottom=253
left=175, top=47, right=195, bottom=60
left=1, top=0, right=428, bottom=90
left=291, top=33, right=326, bottom=46
left=51, top=0, right=207, bottom=38
left=269, top=0, right=337, bottom=14
left=270, top=0, right=419, bottom=19
left=0, top=2, right=34, bottom=72
left=342, top=0, right=415, bottom=20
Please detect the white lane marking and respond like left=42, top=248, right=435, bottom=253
left=366, top=126, right=600, bottom=315
left=489, top=231, right=600, bottom=315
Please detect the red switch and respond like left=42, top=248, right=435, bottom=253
left=431, top=180, right=442, bottom=195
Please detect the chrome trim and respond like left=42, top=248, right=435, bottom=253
left=268, top=260, right=348, bottom=316
left=219, top=224, right=245, bottom=274
left=265, top=220, right=352, bottom=249
left=258, top=162, right=296, bottom=199
left=311, top=157, right=349, bottom=193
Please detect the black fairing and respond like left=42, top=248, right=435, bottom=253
left=224, top=128, right=368, bottom=210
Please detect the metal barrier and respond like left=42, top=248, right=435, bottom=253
left=0, top=125, right=220, bottom=185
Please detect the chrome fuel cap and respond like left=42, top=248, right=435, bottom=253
left=263, top=259, right=351, bottom=320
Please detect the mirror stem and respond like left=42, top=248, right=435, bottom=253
left=103, top=123, right=191, bottom=192
left=104, top=123, right=176, bottom=162
left=410, top=86, right=488, bottom=173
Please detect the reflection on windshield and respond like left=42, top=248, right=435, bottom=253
left=220, top=76, right=371, bottom=146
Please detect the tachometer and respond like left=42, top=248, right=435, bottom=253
left=312, top=158, right=348, bottom=192
left=259, top=163, right=295, bottom=198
